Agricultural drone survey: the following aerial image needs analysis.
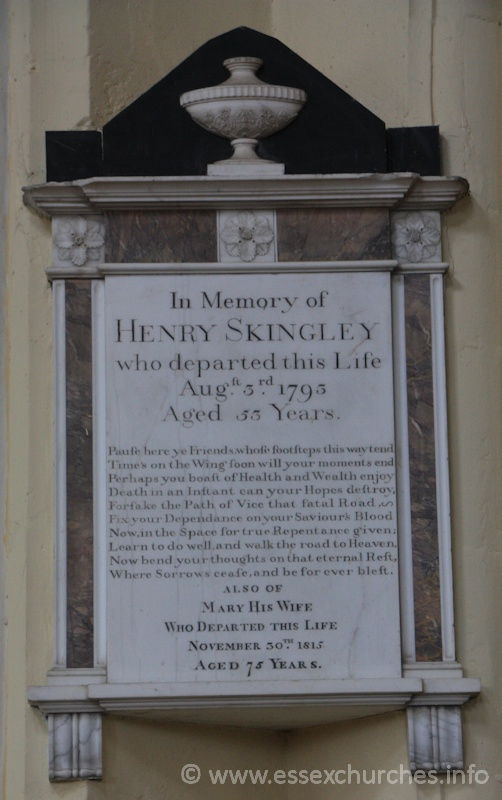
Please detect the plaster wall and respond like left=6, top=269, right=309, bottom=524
left=0, top=0, right=9, bottom=793
left=89, top=0, right=272, bottom=127
left=2, top=1, right=501, bottom=799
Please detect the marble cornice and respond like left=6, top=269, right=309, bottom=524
left=28, top=675, right=479, bottom=728
left=23, top=174, right=468, bottom=216
left=397, top=176, right=469, bottom=210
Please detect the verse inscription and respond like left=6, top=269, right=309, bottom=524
left=105, top=272, right=401, bottom=685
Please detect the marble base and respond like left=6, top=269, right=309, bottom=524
left=208, top=160, right=285, bottom=176
left=407, top=705, right=463, bottom=772
left=48, top=712, right=102, bottom=781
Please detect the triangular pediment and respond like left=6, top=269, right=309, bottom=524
left=46, top=27, right=440, bottom=180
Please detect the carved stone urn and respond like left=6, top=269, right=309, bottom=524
left=180, top=57, right=307, bottom=174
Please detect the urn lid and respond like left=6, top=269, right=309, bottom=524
left=180, top=57, right=307, bottom=107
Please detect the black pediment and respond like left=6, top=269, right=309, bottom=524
left=46, top=27, right=440, bottom=181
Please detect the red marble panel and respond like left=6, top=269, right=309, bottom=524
left=106, top=210, right=217, bottom=262
left=405, top=274, right=442, bottom=661
left=277, top=208, right=391, bottom=261
left=66, top=280, right=94, bottom=668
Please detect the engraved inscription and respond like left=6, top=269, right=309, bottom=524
left=105, top=272, right=401, bottom=685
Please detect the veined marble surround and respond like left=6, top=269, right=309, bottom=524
left=23, top=174, right=479, bottom=781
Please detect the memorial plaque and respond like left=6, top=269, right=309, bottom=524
left=105, top=270, right=400, bottom=687
left=24, top=34, right=480, bottom=774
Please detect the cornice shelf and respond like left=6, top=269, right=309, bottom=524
left=23, top=174, right=469, bottom=216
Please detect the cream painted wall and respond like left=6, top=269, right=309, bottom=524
left=0, top=0, right=9, bottom=793
left=434, top=2, right=502, bottom=791
left=89, top=0, right=272, bottom=126
left=5, top=3, right=94, bottom=798
left=3, top=1, right=501, bottom=798
left=87, top=719, right=287, bottom=800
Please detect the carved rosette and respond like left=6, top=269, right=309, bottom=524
left=391, top=212, right=441, bottom=263
left=53, top=217, right=105, bottom=268
left=219, top=211, right=275, bottom=262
